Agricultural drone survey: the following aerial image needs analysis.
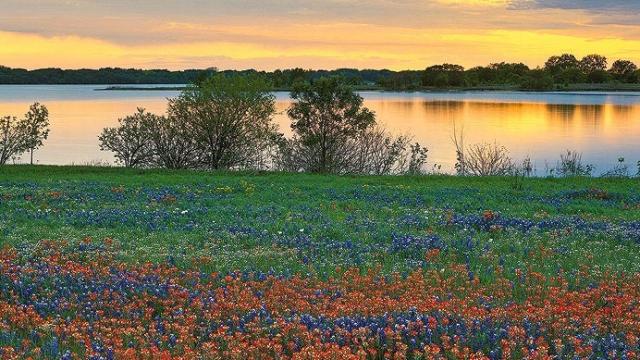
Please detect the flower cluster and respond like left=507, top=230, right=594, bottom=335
left=2, top=177, right=640, bottom=358
left=1, top=241, right=640, bottom=359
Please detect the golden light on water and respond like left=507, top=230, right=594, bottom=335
left=1, top=96, right=638, bottom=171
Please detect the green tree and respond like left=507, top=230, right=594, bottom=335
left=98, top=108, right=156, bottom=168
left=610, top=60, right=638, bottom=82
left=423, top=64, right=465, bottom=87
left=21, top=103, right=50, bottom=165
left=0, top=116, right=24, bottom=165
left=520, top=69, right=554, bottom=91
left=169, top=73, right=278, bottom=170
left=579, top=54, right=608, bottom=75
left=0, top=103, right=50, bottom=165
left=586, top=70, right=610, bottom=83
left=287, top=76, right=376, bottom=173
left=555, top=67, right=586, bottom=85
left=544, top=54, right=579, bottom=72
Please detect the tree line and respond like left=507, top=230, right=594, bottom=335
left=1, top=53, right=638, bottom=90
left=98, top=75, right=428, bottom=175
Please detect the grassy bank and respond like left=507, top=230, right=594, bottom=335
left=2, top=165, right=639, bottom=276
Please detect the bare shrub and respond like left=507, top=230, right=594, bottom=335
left=451, top=122, right=513, bottom=176
left=464, top=142, right=513, bottom=176
left=276, top=127, right=428, bottom=175
left=601, top=157, right=629, bottom=178
left=556, top=150, right=593, bottom=177
left=451, top=121, right=466, bottom=175
left=346, top=127, right=411, bottom=175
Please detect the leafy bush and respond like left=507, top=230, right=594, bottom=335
left=170, top=74, right=279, bottom=170
left=98, top=108, right=156, bottom=168
left=287, top=76, right=376, bottom=173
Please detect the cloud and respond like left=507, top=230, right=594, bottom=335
left=1, top=0, right=639, bottom=69
left=2, top=26, right=640, bottom=71
left=508, top=0, right=640, bottom=11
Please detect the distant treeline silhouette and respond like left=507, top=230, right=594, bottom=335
left=1, top=53, right=638, bottom=90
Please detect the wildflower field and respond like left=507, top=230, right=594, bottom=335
left=1, top=166, right=640, bottom=359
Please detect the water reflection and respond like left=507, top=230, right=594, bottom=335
left=0, top=88, right=638, bottom=174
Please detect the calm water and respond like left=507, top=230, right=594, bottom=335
left=1, top=85, right=639, bottom=174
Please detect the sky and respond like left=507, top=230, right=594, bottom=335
left=1, top=0, right=640, bottom=70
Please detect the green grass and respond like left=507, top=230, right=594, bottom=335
left=1, top=165, right=639, bottom=281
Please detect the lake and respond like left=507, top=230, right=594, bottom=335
left=1, top=85, right=639, bottom=175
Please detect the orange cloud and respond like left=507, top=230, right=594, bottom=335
left=2, top=21, right=640, bottom=70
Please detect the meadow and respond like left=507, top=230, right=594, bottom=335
left=1, top=165, right=640, bottom=359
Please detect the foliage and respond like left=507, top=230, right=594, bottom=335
left=0, top=116, right=23, bottom=165
left=98, top=76, right=425, bottom=175
left=98, top=108, right=157, bottom=168
left=610, top=59, right=638, bottom=82
left=579, top=54, right=608, bottom=74
left=466, top=62, right=530, bottom=86
left=21, top=103, right=50, bottom=164
left=99, top=74, right=280, bottom=170
left=405, top=142, right=429, bottom=175
left=422, top=64, right=466, bottom=87
left=544, top=53, right=579, bottom=72
left=519, top=69, right=554, bottom=90
left=287, top=76, right=376, bottom=173
left=2, top=53, right=638, bottom=90
left=0, top=103, right=50, bottom=165
left=169, top=74, right=278, bottom=170
left=146, top=114, right=200, bottom=169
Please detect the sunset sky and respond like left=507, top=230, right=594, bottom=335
left=1, top=0, right=640, bottom=70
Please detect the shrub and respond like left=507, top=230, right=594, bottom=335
left=555, top=150, right=593, bottom=177
left=510, top=156, right=533, bottom=190
left=601, top=157, right=629, bottom=178
left=276, top=126, right=428, bottom=175
left=98, top=108, right=156, bottom=168
left=463, top=142, right=513, bottom=176
left=146, top=114, right=200, bottom=169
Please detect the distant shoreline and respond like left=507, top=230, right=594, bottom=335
left=95, top=84, right=640, bottom=92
